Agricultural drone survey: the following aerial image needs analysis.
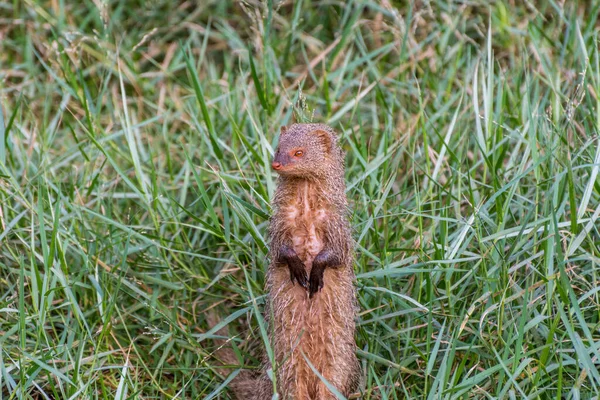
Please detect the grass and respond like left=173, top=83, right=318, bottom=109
left=1, top=0, right=600, bottom=398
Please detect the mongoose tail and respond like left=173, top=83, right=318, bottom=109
left=207, top=311, right=271, bottom=399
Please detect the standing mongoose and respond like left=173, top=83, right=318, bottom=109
left=224, top=123, right=360, bottom=399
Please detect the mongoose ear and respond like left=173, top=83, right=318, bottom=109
left=311, top=129, right=333, bottom=153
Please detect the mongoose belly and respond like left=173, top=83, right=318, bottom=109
left=285, top=182, right=327, bottom=270
left=289, top=213, right=324, bottom=271
left=270, top=263, right=356, bottom=398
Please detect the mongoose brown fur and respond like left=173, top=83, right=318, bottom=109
left=225, top=123, right=360, bottom=399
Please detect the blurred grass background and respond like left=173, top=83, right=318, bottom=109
left=1, top=0, right=600, bottom=398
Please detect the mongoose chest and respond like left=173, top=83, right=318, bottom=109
left=281, top=181, right=328, bottom=270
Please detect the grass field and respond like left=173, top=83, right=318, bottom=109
left=1, top=0, right=600, bottom=398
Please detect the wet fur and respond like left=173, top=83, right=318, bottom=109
left=229, top=124, right=359, bottom=399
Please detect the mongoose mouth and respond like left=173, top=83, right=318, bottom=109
left=271, top=166, right=296, bottom=174
left=271, top=161, right=297, bottom=173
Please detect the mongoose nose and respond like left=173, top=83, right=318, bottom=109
left=272, top=161, right=282, bottom=170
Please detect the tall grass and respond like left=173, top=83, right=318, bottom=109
left=0, top=1, right=599, bottom=398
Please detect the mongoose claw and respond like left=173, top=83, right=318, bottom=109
left=278, top=245, right=309, bottom=289
left=289, top=261, right=309, bottom=289
left=308, top=268, right=325, bottom=298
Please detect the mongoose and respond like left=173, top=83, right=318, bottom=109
left=225, top=123, right=360, bottom=399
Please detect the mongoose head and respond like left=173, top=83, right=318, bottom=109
left=272, top=123, right=339, bottom=179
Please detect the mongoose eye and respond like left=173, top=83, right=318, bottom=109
left=294, top=150, right=304, bottom=157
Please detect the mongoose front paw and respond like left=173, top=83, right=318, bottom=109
left=308, top=267, right=325, bottom=298
left=288, top=260, right=309, bottom=289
